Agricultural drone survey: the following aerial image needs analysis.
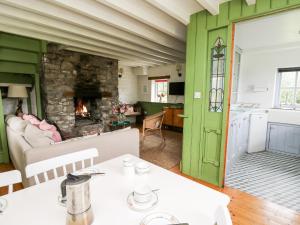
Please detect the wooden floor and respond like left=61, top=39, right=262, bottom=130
left=1, top=163, right=299, bottom=225
left=171, top=165, right=300, bottom=225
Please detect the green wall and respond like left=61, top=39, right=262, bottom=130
left=0, top=32, right=46, bottom=163
left=138, top=101, right=183, bottom=115
left=183, top=0, right=300, bottom=186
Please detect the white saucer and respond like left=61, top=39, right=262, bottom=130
left=127, top=191, right=158, bottom=212
left=0, top=198, right=8, bottom=214
left=140, top=212, right=180, bottom=225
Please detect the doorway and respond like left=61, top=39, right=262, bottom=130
left=225, top=8, right=300, bottom=212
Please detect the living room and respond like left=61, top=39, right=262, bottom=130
left=1, top=1, right=300, bottom=225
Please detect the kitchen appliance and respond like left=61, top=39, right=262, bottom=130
left=61, top=174, right=94, bottom=225
left=248, top=112, right=268, bottom=153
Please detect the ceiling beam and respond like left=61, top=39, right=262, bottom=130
left=0, top=23, right=168, bottom=65
left=145, top=0, right=203, bottom=25
left=1, top=0, right=185, bottom=56
left=245, top=0, right=256, bottom=5
left=97, top=0, right=186, bottom=41
left=46, top=0, right=185, bottom=51
left=65, top=47, right=160, bottom=67
left=0, top=3, right=184, bottom=61
left=196, top=0, right=219, bottom=15
left=0, top=16, right=177, bottom=64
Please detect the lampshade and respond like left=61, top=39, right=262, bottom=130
left=7, top=85, right=28, bottom=98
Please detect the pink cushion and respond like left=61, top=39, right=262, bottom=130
left=22, top=114, right=41, bottom=125
left=52, top=130, right=62, bottom=142
left=39, top=120, right=57, bottom=131
left=39, top=120, right=62, bottom=142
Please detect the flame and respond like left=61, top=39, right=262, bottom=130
left=75, top=99, right=90, bottom=117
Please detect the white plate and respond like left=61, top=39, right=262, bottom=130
left=127, top=191, right=158, bottom=212
left=0, top=198, right=8, bottom=214
left=140, top=212, right=180, bottom=225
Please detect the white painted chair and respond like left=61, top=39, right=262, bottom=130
left=25, top=148, right=99, bottom=185
left=214, top=205, right=233, bottom=225
left=0, top=170, right=22, bottom=194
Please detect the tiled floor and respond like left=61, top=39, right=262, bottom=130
left=226, top=151, right=300, bottom=212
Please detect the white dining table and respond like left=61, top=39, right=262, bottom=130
left=0, top=154, right=230, bottom=225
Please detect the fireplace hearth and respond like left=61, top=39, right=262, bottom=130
left=41, top=43, right=118, bottom=135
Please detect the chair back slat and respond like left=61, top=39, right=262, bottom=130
left=63, top=166, right=67, bottom=175
left=53, top=169, right=58, bottom=179
left=8, top=184, right=13, bottom=194
left=0, top=170, right=22, bottom=194
left=43, top=172, right=49, bottom=182
left=34, top=175, right=40, bottom=185
left=25, top=148, right=99, bottom=185
left=91, top=158, right=94, bottom=166
left=81, top=160, right=85, bottom=169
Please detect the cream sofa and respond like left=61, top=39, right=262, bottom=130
left=5, top=115, right=139, bottom=186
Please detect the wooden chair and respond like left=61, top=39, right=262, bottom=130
left=0, top=170, right=22, bottom=194
left=142, top=111, right=165, bottom=142
left=214, top=206, right=233, bottom=225
left=25, top=148, right=98, bottom=185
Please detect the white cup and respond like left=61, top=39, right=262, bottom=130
left=123, top=157, right=134, bottom=176
left=133, top=185, right=152, bottom=203
left=135, top=162, right=151, bottom=175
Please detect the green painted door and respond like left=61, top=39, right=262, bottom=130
left=200, top=28, right=228, bottom=185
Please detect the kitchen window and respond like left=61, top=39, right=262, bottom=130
left=275, top=68, right=300, bottom=110
left=151, top=79, right=168, bottom=103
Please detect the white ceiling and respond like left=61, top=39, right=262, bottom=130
left=235, top=8, right=300, bottom=51
left=0, top=0, right=253, bottom=67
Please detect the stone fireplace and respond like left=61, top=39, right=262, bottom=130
left=41, top=43, right=118, bottom=136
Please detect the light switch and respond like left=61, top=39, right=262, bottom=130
left=194, top=91, right=201, bottom=99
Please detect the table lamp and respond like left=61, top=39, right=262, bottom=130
left=7, top=85, right=28, bottom=115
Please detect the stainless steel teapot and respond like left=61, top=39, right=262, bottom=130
left=61, top=174, right=94, bottom=225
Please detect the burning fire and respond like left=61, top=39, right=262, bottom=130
left=75, top=99, right=90, bottom=117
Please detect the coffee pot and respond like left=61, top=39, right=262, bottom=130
left=61, top=174, right=94, bottom=225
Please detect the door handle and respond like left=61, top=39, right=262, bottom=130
left=177, top=114, right=188, bottom=118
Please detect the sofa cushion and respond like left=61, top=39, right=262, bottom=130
left=22, top=114, right=41, bottom=125
left=39, top=120, right=62, bottom=142
left=24, top=124, right=54, bottom=147
left=6, top=116, right=30, bottom=133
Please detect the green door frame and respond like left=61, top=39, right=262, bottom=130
left=182, top=0, right=300, bottom=187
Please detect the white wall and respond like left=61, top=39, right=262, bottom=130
left=118, top=66, right=138, bottom=104
left=238, top=47, right=300, bottom=108
left=136, top=63, right=185, bottom=103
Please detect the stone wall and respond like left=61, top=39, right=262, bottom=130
left=41, top=43, right=118, bottom=133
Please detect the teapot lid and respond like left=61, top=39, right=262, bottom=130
left=65, top=173, right=91, bottom=186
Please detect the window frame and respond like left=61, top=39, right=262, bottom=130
left=151, top=79, right=168, bottom=103
left=275, top=68, right=300, bottom=110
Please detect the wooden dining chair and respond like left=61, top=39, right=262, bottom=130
left=214, top=206, right=233, bottom=225
left=0, top=170, right=22, bottom=194
left=142, top=111, right=165, bottom=142
left=25, top=148, right=99, bottom=185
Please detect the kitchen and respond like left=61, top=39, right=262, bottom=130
left=225, top=8, right=300, bottom=213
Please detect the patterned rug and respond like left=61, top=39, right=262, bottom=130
left=140, top=129, right=182, bottom=170
left=226, top=151, right=300, bottom=212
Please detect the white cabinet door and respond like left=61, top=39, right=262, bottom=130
left=267, top=123, right=300, bottom=155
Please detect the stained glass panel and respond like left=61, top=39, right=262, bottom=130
left=209, top=37, right=226, bottom=112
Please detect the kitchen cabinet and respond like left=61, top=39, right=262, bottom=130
left=163, top=107, right=183, bottom=128
left=267, top=123, right=300, bottom=155
left=226, top=113, right=250, bottom=175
